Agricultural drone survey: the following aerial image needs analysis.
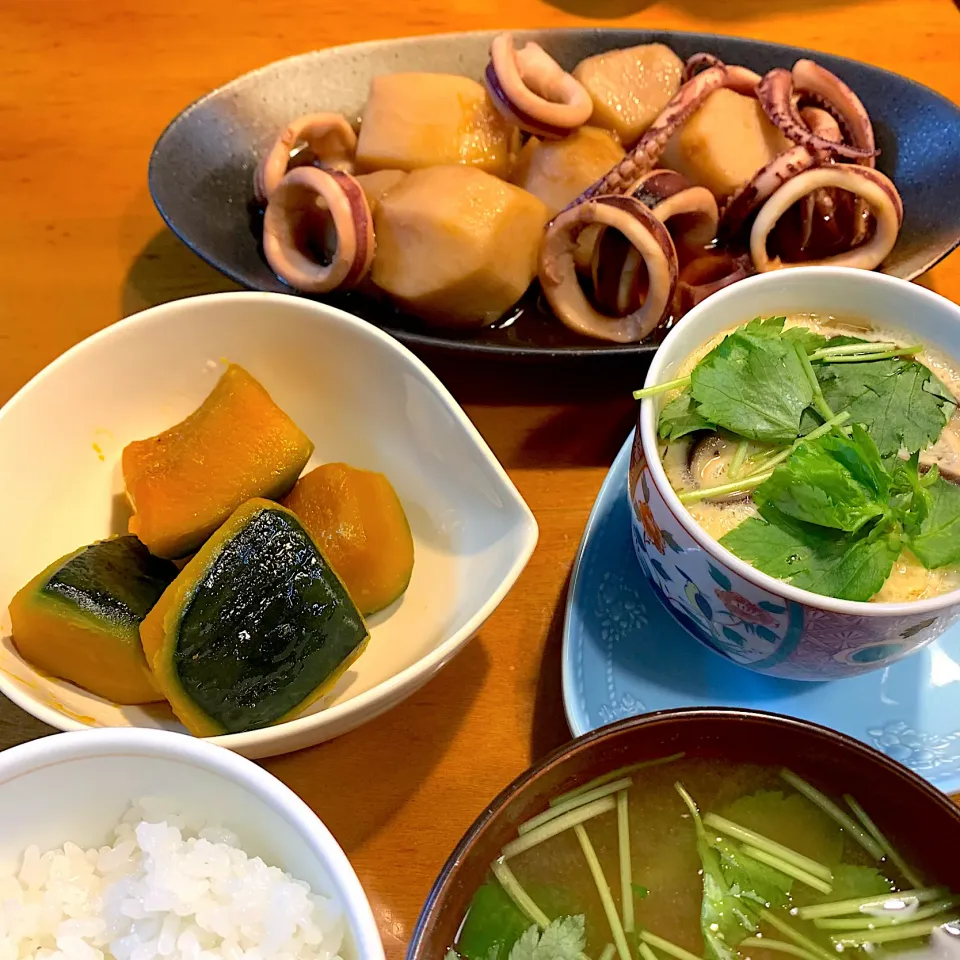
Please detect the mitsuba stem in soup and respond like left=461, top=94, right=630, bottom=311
left=445, top=755, right=959, bottom=960
left=634, top=315, right=960, bottom=603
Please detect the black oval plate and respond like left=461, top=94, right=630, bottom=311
left=149, top=29, right=960, bottom=362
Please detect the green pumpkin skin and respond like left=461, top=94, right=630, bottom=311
left=9, top=536, right=178, bottom=703
left=140, top=499, right=369, bottom=736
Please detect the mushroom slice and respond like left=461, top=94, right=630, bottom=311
left=540, top=195, right=678, bottom=343
left=262, top=167, right=375, bottom=293
left=254, top=113, right=358, bottom=203
left=484, top=32, right=593, bottom=138
left=688, top=433, right=752, bottom=502
left=749, top=166, right=902, bottom=272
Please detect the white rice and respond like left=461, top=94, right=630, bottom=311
left=0, top=799, right=347, bottom=960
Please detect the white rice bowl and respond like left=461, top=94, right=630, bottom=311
left=0, top=799, right=346, bottom=960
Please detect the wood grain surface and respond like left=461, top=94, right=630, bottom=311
left=1, top=1, right=959, bottom=956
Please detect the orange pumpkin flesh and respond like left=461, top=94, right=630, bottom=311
left=283, top=463, right=414, bottom=615
left=9, top=537, right=177, bottom=704
left=122, top=365, right=314, bottom=559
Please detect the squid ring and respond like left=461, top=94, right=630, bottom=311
left=749, top=166, right=902, bottom=273
left=254, top=113, right=358, bottom=203
left=591, top=170, right=718, bottom=316
left=540, top=196, right=678, bottom=343
left=262, top=167, right=374, bottom=293
left=484, top=32, right=593, bottom=138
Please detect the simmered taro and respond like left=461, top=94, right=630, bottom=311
left=251, top=35, right=904, bottom=343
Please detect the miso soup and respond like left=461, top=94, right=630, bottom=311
left=446, top=755, right=958, bottom=960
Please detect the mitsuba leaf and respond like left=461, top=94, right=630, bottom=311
left=691, top=330, right=814, bottom=443
left=753, top=428, right=887, bottom=533
left=715, top=838, right=792, bottom=910
left=680, top=785, right=791, bottom=960
left=700, top=843, right=758, bottom=960
left=721, top=506, right=900, bottom=602
left=888, top=453, right=932, bottom=538
left=742, top=316, right=787, bottom=339
left=507, top=916, right=585, bottom=960
left=828, top=865, right=894, bottom=901
left=782, top=327, right=829, bottom=354
left=820, top=426, right=890, bottom=500
left=906, top=474, right=960, bottom=569
left=659, top=390, right=714, bottom=440
left=816, top=358, right=955, bottom=457
left=720, top=791, right=843, bottom=867
left=458, top=881, right=534, bottom=960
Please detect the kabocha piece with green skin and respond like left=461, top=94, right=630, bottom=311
left=140, top=499, right=369, bottom=736
left=282, top=462, right=415, bottom=616
left=9, top=536, right=178, bottom=703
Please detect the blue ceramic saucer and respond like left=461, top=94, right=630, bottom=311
left=562, top=431, right=960, bottom=793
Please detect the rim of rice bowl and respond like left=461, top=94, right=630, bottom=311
left=639, top=266, right=960, bottom=617
left=0, top=728, right=384, bottom=960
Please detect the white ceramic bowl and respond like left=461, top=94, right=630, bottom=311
left=0, top=727, right=383, bottom=959
left=0, top=293, right=538, bottom=756
left=629, top=267, right=960, bottom=680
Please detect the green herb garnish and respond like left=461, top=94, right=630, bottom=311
left=507, top=916, right=586, bottom=960
left=642, top=318, right=960, bottom=601
left=907, top=473, right=960, bottom=569
left=824, top=864, right=893, bottom=901
left=721, top=430, right=960, bottom=601
left=689, top=323, right=814, bottom=443
left=676, top=784, right=792, bottom=960
left=720, top=503, right=902, bottom=603
left=658, top=391, right=715, bottom=441
left=456, top=880, right=538, bottom=960
left=753, top=427, right=887, bottom=533
left=817, top=357, right=955, bottom=457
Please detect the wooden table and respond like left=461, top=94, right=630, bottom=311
left=2, top=1, right=959, bottom=955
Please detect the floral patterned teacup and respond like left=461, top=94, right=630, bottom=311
left=629, top=267, right=960, bottom=680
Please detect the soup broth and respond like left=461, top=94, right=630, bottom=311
left=651, top=314, right=960, bottom=603
left=450, top=756, right=955, bottom=960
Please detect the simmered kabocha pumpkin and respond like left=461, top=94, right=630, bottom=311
left=122, top=365, right=314, bottom=559
left=9, top=536, right=178, bottom=703
left=283, top=463, right=414, bottom=615
left=140, top=499, right=369, bottom=736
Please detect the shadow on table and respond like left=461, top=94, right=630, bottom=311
left=121, top=228, right=240, bottom=320
left=542, top=0, right=862, bottom=19
left=264, top=639, right=489, bottom=850
left=0, top=693, right=57, bottom=753
left=530, top=570, right=576, bottom=761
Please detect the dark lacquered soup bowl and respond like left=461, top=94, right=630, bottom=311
left=407, top=708, right=960, bottom=959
